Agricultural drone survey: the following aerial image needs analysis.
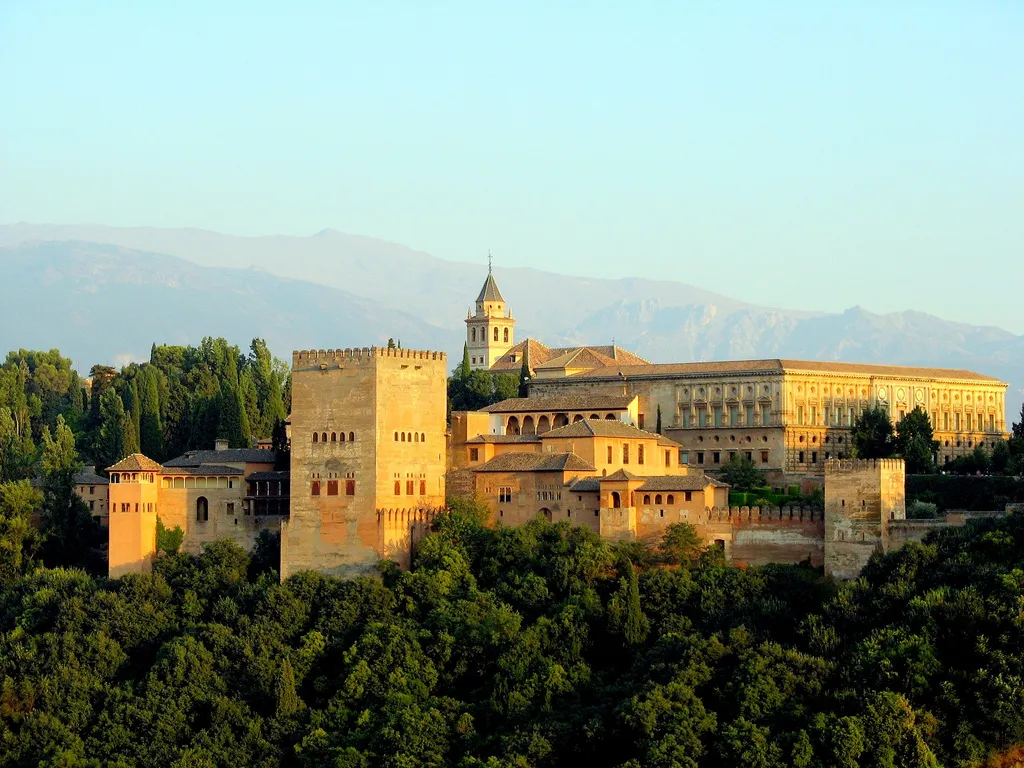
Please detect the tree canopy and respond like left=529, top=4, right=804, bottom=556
left=851, top=406, right=896, bottom=459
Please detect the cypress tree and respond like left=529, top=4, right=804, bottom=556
left=621, top=564, right=650, bottom=646
left=275, top=658, right=299, bottom=717
left=139, top=367, right=164, bottom=459
left=656, top=403, right=662, bottom=434
left=460, top=344, right=471, bottom=379
left=95, top=388, right=128, bottom=469
left=122, top=379, right=141, bottom=455
left=518, top=355, right=531, bottom=398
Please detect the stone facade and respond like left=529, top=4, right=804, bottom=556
left=824, top=458, right=906, bottom=579
left=466, top=271, right=515, bottom=371
left=281, top=346, right=447, bottom=579
left=106, top=446, right=289, bottom=578
left=528, top=362, right=1008, bottom=479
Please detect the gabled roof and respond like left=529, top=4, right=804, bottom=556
left=476, top=272, right=505, bottom=303
left=540, top=419, right=681, bottom=446
left=106, top=454, right=163, bottom=472
left=601, top=469, right=642, bottom=482
left=466, top=434, right=543, bottom=444
left=553, top=358, right=1004, bottom=384
left=488, top=339, right=649, bottom=373
left=481, top=395, right=634, bottom=413
left=74, top=467, right=108, bottom=485
left=162, top=448, right=278, bottom=467
left=569, top=477, right=602, bottom=492
left=638, top=475, right=729, bottom=491
left=160, top=464, right=244, bottom=476
left=473, top=452, right=597, bottom=473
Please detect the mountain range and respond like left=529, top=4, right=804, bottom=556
left=2, top=223, right=1021, bottom=420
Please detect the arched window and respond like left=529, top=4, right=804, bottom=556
left=196, top=496, right=209, bottom=522
left=312, top=433, right=318, bottom=443
left=339, top=432, right=345, bottom=442
left=503, top=328, right=509, bottom=342
left=493, top=327, right=499, bottom=341
left=643, top=494, right=651, bottom=505
left=667, top=494, right=674, bottom=505
left=420, top=433, right=425, bottom=442
left=331, top=432, right=337, bottom=442
left=401, top=433, right=406, bottom=442
left=471, top=328, right=477, bottom=342
left=394, top=431, right=399, bottom=441
left=420, top=480, right=426, bottom=495
left=321, top=432, right=327, bottom=443
left=611, top=492, right=621, bottom=509
left=349, top=432, right=355, bottom=442
left=394, top=480, right=401, bottom=495
left=414, top=433, right=419, bottom=442
left=655, top=494, right=663, bottom=504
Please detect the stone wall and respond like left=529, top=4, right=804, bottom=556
left=282, top=347, right=447, bottom=579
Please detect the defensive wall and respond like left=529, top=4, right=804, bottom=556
left=701, top=505, right=825, bottom=568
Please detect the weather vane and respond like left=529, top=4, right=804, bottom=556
left=488, top=250, right=493, bottom=274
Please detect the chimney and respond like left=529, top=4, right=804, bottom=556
left=214, top=439, right=229, bottom=452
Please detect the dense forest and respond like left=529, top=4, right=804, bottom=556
left=0, top=339, right=290, bottom=479
left=1, top=492, right=1023, bottom=766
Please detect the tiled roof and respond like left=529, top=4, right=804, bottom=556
left=74, top=467, right=108, bottom=485
left=638, top=475, right=729, bottom=491
left=473, top=452, right=597, bottom=473
left=540, top=419, right=681, bottom=446
left=555, top=358, right=1003, bottom=384
left=466, top=434, right=543, bottom=444
left=569, top=477, right=601, bottom=492
left=106, top=454, right=163, bottom=472
left=476, top=272, right=505, bottom=303
left=247, top=471, right=291, bottom=481
left=162, top=448, right=278, bottom=467
left=601, top=469, right=642, bottom=482
left=481, top=395, right=634, bottom=413
left=488, top=339, right=649, bottom=373
left=161, top=464, right=244, bottom=476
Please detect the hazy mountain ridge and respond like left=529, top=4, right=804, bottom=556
left=1, top=225, right=1021, bottom=417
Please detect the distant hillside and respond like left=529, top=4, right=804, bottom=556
left=1, top=225, right=1021, bottom=420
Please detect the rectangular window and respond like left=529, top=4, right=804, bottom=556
left=499, top=486, right=513, bottom=503
left=470, top=448, right=479, bottom=461
left=311, top=481, right=321, bottom=496
left=420, top=480, right=426, bottom=495
left=665, top=450, right=671, bottom=465
left=798, top=451, right=805, bottom=464
left=745, top=451, right=752, bottom=461
left=681, top=411, right=691, bottom=428
left=811, top=451, right=818, bottom=464
left=699, top=410, right=708, bottom=427
left=966, top=414, right=973, bottom=431
left=712, top=451, right=720, bottom=464
left=638, top=445, right=644, bottom=465
left=713, top=406, right=723, bottom=427
left=227, top=502, right=235, bottom=516
left=954, top=412, right=961, bottom=431
left=346, top=479, right=355, bottom=495
left=761, top=450, right=769, bottom=464
left=89, top=500, right=95, bottom=510
left=989, top=415, right=995, bottom=431
left=623, top=444, right=629, bottom=464
left=638, top=413, right=645, bottom=429
left=849, top=407, right=856, bottom=426
left=943, top=412, right=949, bottom=430
left=746, top=408, right=753, bottom=426
left=327, top=480, right=339, bottom=496
left=406, top=480, right=414, bottom=495
left=680, top=451, right=688, bottom=465
left=607, top=446, right=613, bottom=463
left=796, top=405, right=804, bottom=425
left=728, top=451, right=736, bottom=462
left=685, top=491, right=692, bottom=502
left=697, top=451, right=705, bottom=465
left=89, top=486, right=95, bottom=495
left=762, top=406, right=771, bottom=426
left=729, top=405, right=739, bottom=426
left=810, top=406, right=817, bottom=425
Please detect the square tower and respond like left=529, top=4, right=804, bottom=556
left=282, top=346, right=448, bottom=579
left=107, top=454, right=162, bottom=578
left=466, top=268, right=515, bottom=370
left=824, top=458, right=906, bottom=579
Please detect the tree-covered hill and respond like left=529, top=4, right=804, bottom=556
left=1, top=498, right=1023, bottom=767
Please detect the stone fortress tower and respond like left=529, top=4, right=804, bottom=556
left=824, top=458, right=906, bottom=579
left=281, top=346, right=448, bottom=579
left=466, top=257, right=515, bottom=371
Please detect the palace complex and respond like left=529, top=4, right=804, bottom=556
left=104, top=265, right=1010, bottom=581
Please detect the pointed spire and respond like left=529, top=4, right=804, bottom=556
left=488, top=250, right=493, bottom=274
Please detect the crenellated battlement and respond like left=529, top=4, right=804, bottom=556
left=825, top=458, right=905, bottom=474
left=704, top=505, right=823, bottom=524
left=292, top=347, right=448, bottom=368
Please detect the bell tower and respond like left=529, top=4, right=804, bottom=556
left=466, top=255, right=515, bottom=371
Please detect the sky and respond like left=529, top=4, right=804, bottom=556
left=2, top=1, right=1022, bottom=332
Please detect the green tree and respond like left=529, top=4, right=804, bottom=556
left=609, top=561, right=649, bottom=646
left=121, top=377, right=142, bottom=455
left=720, top=453, right=763, bottom=491
left=991, top=439, right=1011, bottom=474
left=156, top=516, right=184, bottom=554
left=0, top=406, right=35, bottom=481
left=460, top=343, right=471, bottom=379
left=275, top=657, right=299, bottom=717
left=0, top=480, right=44, bottom=585
left=659, top=522, right=703, bottom=565
left=518, top=355, right=531, bottom=398
left=39, top=415, right=97, bottom=569
left=95, top=387, right=129, bottom=469
left=852, top=406, right=896, bottom=459
left=655, top=403, right=662, bottom=434
left=895, top=407, right=938, bottom=474
left=139, top=365, right=164, bottom=459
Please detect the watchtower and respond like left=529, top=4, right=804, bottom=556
left=107, top=454, right=162, bottom=578
left=824, top=458, right=906, bottom=579
left=281, top=346, right=448, bottom=579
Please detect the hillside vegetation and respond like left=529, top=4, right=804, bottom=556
left=1, top=496, right=1023, bottom=767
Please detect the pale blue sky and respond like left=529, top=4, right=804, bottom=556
left=2, top=2, right=1022, bottom=331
